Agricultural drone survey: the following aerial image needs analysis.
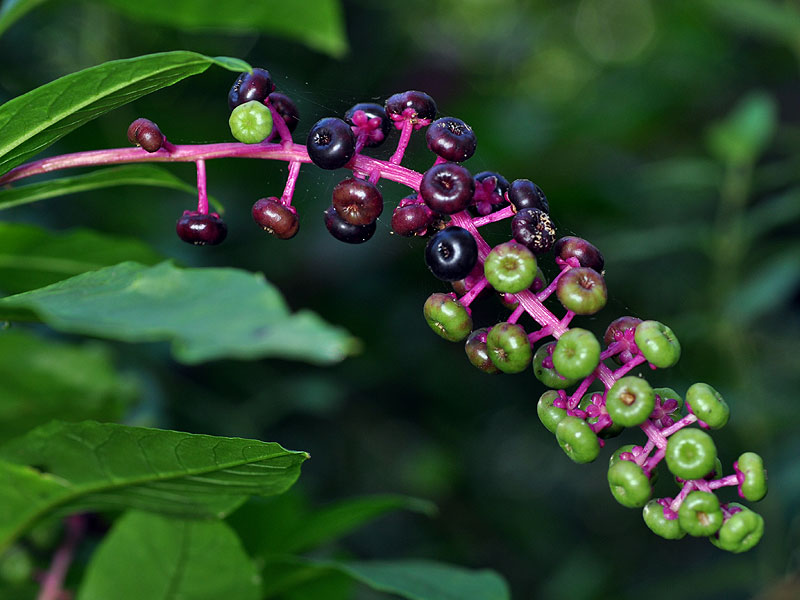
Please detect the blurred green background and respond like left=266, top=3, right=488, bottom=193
left=1, top=0, right=799, bottom=598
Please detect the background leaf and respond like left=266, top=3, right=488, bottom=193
left=0, top=165, right=222, bottom=213
left=0, top=261, right=359, bottom=364
left=706, top=92, right=777, bottom=165
left=0, top=51, right=250, bottom=176
left=77, top=511, right=260, bottom=600
left=0, top=329, right=137, bottom=440
left=0, top=0, right=46, bottom=37
left=0, top=222, right=163, bottom=294
left=0, top=420, right=309, bottom=553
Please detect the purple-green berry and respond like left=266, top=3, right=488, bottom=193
left=556, top=267, right=607, bottom=315
left=486, top=322, right=532, bottom=373
left=423, top=293, right=472, bottom=342
left=532, top=341, right=578, bottom=389
left=465, top=328, right=500, bottom=374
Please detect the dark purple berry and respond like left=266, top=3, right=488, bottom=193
left=323, top=205, right=376, bottom=244
left=508, top=179, right=549, bottom=213
left=228, top=68, right=275, bottom=111
left=344, top=103, right=391, bottom=148
left=465, top=328, right=500, bottom=374
left=391, top=196, right=434, bottom=236
left=511, top=208, right=556, bottom=254
left=472, top=171, right=509, bottom=215
left=420, top=163, right=475, bottom=214
left=385, top=91, right=437, bottom=127
left=426, top=117, right=477, bottom=162
left=553, top=236, right=605, bottom=272
left=252, top=197, right=299, bottom=240
left=176, top=211, right=227, bottom=246
left=267, top=92, right=299, bottom=133
left=307, top=117, right=356, bottom=170
left=424, top=226, right=478, bottom=281
left=127, top=118, right=164, bottom=153
left=332, top=178, right=383, bottom=226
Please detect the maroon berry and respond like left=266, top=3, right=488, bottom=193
left=385, top=91, right=437, bottom=127
left=344, top=103, right=391, bottom=148
left=508, top=179, right=549, bottom=213
left=267, top=92, right=300, bottom=133
left=252, top=197, right=299, bottom=240
left=420, top=163, right=475, bottom=215
left=228, top=68, right=275, bottom=111
left=127, top=118, right=164, bottom=153
left=391, top=196, right=434, bottom=236
left=426, top=117, right=477, bottom=162
left=556, top=267, right=607, bottom=315
left=553, top=236, right=605, bottom=272
left=324, top=205, right=376, bottom=244
left=176, top=211, right=227, bottom=246
left=332, top=178, right=383, bottom=226
left=511, top=208, right=556, bottom=254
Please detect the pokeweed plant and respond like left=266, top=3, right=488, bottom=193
left=0, top=53, right=769, bottom=597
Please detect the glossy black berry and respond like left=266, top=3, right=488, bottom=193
left=553, top=236, right=605, bottom=271
left=391, top=196, right=434, bottom=236
left=426, top=117, right=477, bottom=162
left=127, top=118, right=164, bottom=153
left=307, top=117, right=356, bottom=170
left=228, top=68, right=275, bottom=111
left=323, top=205, right=376, bottom=244
left=176, top=211, right=227, bottom=246
left=511, top=208, right=556, bottom=254
left=385, top=91, right=437, bottom=126
left=332, top=178, right=383, bottom=226
left=420, top=163, right=475, bottom=214
left=267, top=92, right=300, bottom=133
left=252, top=197, right=299, bottom=239
left=344, top=102, right=391, bottom=148
left=424, top=226, right=478, bottom=281
left=508, top=179, right=549, bottom=213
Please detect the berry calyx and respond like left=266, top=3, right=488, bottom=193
left=228, top=68, right=275, bottom=111
left=229, top=100, right=274, bottom=144
left=424, top=226, right=478, bottom=282
left=537, top=390, right=568, bottom=433
left=267, top=92, right=300, bottom=133
left=176, top=211, right=227, bottom=246
left=486, top=322, right=532, bottom=374
left=425, top=117, right=477, bottom=162
left=332, top=178, right=383, bottom=226
left=483, top=241, right=537, bottom=294
left=472, top=171, right=509, bottom=215
left=251, top=197, right=299, bottom=240
left=323, top=205, right=376, bottom=244
left=385, top=90, right=437, bottom=128
left=508, top=179, right=549, bottom=213
left=391, top=196, right=434, bottom=237
left=556, top=267, right=608, bottom=315
left=424, top=293, right=472, bottom=342
left=345, top=103, right=391, bottom=148
left=552, top=328, right=601, bottom=380
left=553, top=236, right=605, bottom=272
left=420, top=162, right=475, bottom=215
left=307, top=117, right=356, bottom=170
left=665, top=428, right=718, bottom=481
left=511, top=208, right=556, bottom=254
left=604, top=316, right=642, bottom=365
left=127, top=118, right=164, bottom=153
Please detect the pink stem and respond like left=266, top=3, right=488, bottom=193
left=267, top=103, right=293, bottom=144
left=507, top=303, right=525, bottom=324
left=390, top=120, right=415, bottom=165
left=281, top=161, right=302, bottom=205
left=37, top=515, right=86, bottom=600
left=196, top=159, right=208, bottom=214
left=471, top=205, right=515, bottom=228
left=458, top=277, right=489, bottom=308
left=660, top=414, right=698, bottom=438
left=567, top=373, right=597, bottom=410
left=611, top=353, right=646, bottom=379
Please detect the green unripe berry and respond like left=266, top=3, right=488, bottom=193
left=486, top=322, right=532, bottom=373
left=483, top=241, right=537, bottom=294
left=678, top=491, right=723, bottom=537
left=423, top=293, right=472, bottom=342
left=634, top=320, right=681, bottom=368
left=642, top=500, right=685, bottom=540
left=556, top=415, right=600, bottom=464
left=537, top=390, right=567, bottom=434
left=710, top=505, right=764, bottom=553
left=665, top=428, right=717, bottom=481
left=606, top=376, right=655, bottom=427
left=229, top=100, right=274, bottom=144
left=532, top=342, right=577, bottom=389
left=685, top=382, right=729, bottom=429
left=552, top=328, right=601, bottom=380
left=608, top=459, right=652, bottom=508
left=737, top=452, right=767, bottom=502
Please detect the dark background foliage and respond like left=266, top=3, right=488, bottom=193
left=1, top=0, right=798, bottom=598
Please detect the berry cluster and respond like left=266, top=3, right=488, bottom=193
left=4, top=65, right=766, bottom=551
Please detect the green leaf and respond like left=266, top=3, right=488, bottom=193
left=0, top=0, right=47, bottom=37
left=98, top=0, right=348, bottom=57
left=706, top=0, right=800, bottom=50
left=0, top=222, right=163, bottom=294
left=0, top=51, right=250, bottom=176
left=706, top=92, right=777, bottom=166
left=231, top=493, right=437, bottom=557
left=77, top=511, right=260, bottom=600
left=264, top=558, right=511, bottom=600
left=0, top=329, right=136, bottom=440
left=0, top=165, right=222, bottom=214
left=0, top=420, right=309, bottom=553
left=0, top=261, right=359, bottom=364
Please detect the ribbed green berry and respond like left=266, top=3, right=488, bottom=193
left=556, top=415, right=600, bottom=464
left=537, top=390, right=567, bottom=434
left=678, top=491, right=723, bottom=537
left=229, top=100, right=274, bottom=144
left=606, top=376, right=655, bottom=427
left=685, top=382, right=729, bottom=429
left=633, top=320, right=681, bottom=368
left=608, top=459, right=651, bottom=508
left=737, top=452, right=767, bottom=502
left=552, top=328, right=601, bottom=380
left=643, top=500, right=685, bottom=540
left=483, top=241, right=537, bottom=294
left=710, top=505, right=764, bottom=553
left=665, top=428, right=717, bottom=480
left=487, top=322, right=532, bottom=373
left=532, top=342, right=577, bottom=389
left=423, top=293, right=472, bottom=342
